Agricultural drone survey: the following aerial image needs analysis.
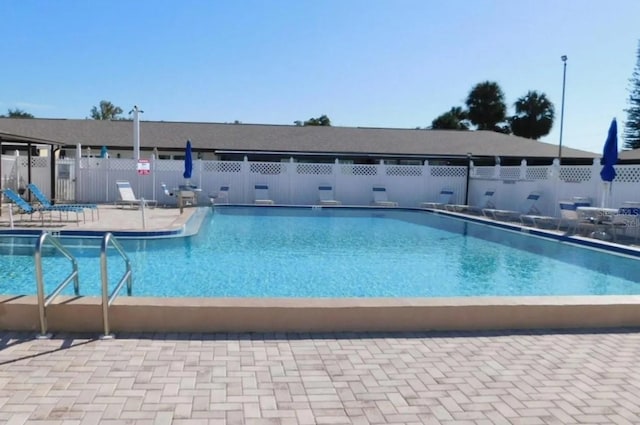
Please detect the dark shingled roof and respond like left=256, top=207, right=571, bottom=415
left=0, top=117, right=598, bottom=159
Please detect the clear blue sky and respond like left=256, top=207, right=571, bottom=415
left=1, top=0, right=639, bottom=154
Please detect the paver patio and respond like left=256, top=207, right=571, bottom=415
left=1, top=329, right=639, bottom=424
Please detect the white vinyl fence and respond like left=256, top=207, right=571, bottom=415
left=65, top=158, right=468, bottom=208
left=3, top=155, right=639, bottom=218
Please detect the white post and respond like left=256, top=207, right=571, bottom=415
left=130, top=105, right=143, bottom=160
left=75, top=143, right=82, bottom=202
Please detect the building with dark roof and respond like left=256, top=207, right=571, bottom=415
left=0, top=117, right=598, bottom=165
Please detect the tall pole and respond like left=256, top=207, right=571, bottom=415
left=130, top=105, right=143, bottom=160
left=558, top=55, right=567, bottom=163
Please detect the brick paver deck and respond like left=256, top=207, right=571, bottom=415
left=1, top=329, right=639, bottom=424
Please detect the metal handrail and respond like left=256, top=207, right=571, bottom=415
left=100, top=232, right=132, bottom=338
left=34, top=231, right=80, bottom=338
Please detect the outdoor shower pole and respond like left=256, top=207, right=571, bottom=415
left=558, top=55, right=567, bottom=163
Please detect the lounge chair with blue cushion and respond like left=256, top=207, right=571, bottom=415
left=420, top=189, right=455, bottom=209
left=371, top=186, right=398, bottom=207
left=115, top=180, right=158, bottom=209
left=254, top=184, right=274, bottom=205
left=27, top=183, right=99, bottom=220
left=445, top=189, right=496, bottom=214
left=483, top=191, right=542, bottom=221
left=318, top=185, right=341, bottom=205
left=2, top=188, right=83, bottom=225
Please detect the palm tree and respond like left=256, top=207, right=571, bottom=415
left=90, top=100, right=124, bottom=120
left=510, top=91, right=555, bottom=140
left=465, top=81, right=507, bottom=131
left=431, top=107, right=470, bottom=130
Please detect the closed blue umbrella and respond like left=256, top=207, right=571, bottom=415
left=599, top=118, right=618, bottom=207
left=183, top=140, right=193, bottom=180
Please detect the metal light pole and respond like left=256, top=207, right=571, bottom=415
left=129, top=105, right=144, bottom=160
left=558, top=55, right=567, bottom=163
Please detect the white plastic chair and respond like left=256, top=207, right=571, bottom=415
left=115, top=180, right=157, bottom=209
left=254, top=184, right=274, bottom=205
left=318, top=185, right=341, bottom=205
left=484, top=191, right=542, bottom=221
left=420, top=189, right=455, bottom=209
left=371, top=186, right=398, bottom=207
left=445, top=189, right=495, bottom=213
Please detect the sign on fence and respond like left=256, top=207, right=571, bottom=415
left=137, top=159, right=150, bottom=175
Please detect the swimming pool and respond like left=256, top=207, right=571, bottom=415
left=2, top=206, right=640, bottom=298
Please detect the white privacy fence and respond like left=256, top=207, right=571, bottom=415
left=1, top=154, right=50, bottom=197
left=64, top=158, right=469, bottom=208
left=470, top=159, right=640, bottom=216
left=3, top=155, right=640, bottom=218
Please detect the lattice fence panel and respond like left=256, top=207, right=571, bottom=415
left=296, top=163, right=333, bottom=175
left=250, top=162, right=286, bottom=175
left=203, top=161, right=242, bottom=173
left=526, top=167, right=550, bottom=180
left=615, top=166, right=640, bottom=183
left=386, top=165, right=422, bottom=177
left=430, top=166, right=466, bottom=177
left=499, top=167, right=520, bottom=180
left=560, top=166, right=591, bottom=182
left=104, top=159, right=138, bottom=170
left=30, top=157, right=48, bottom=168
left=474, top=167, right=494, bottom=178
left=341, top=164, right=378, bottom=176
left=155, top=160, right=183, bottom=172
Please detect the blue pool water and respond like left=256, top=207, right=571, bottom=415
left=2, top=206, right=640, bottom=298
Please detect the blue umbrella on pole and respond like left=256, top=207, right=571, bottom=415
left=599, top=118, right=618, bottom=207
left=183, top=139, right=193, bottom=183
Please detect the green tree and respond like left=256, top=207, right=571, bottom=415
left=431, top=106, right=470, bottom=130
left=624, top=40, right=640, bottom=149
left=296, top=114, right=331, bottom=126
left=509, top=91, right=555, bottom=139
left=1, top=108, right=34, bottom=118
left=465, top=81, right=507, bottom=131
left=90, top=100, right=124, bottom=120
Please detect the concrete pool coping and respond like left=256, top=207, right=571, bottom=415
left=2, top=295, right=640, bottom=334
left=2, top=204, right=640, bottom=334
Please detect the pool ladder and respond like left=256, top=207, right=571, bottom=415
left=34, top=231, right=132, bottom=339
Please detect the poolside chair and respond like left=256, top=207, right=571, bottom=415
left=209, top=185, right=230, bottom=205
left=254, top=184, right=274, bottom=205
left=445, top=189, right=495, bottom=214
left=483, top=191, right=542, bottom=221
left=607, top=207, right=640, bottom=243
left=555, top=200, right=595, bottom=235
left=318, top=185, right=341, bottom=206
left=115, top=180, right=158, bottom=209
left=420, top=189, right=454, bottom=209
left=27, top=183, right=99, bottom=220
left=371, top=186, right=398, bottom=207
left=1, top=188, right=83, bottom=225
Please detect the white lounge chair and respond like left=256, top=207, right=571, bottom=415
left=607, top=206, right=640, bottom=243
left=445, top=189, right=495, bottom=214
left=210, top=185, right=230, bottom=204
left=483, top=191, right=541, bottom=221
left=420, top=189, right=455, bottom=209
left=318, top=185, right=341, bottom=205
left=554, top=200, right=594, bottom=234
left=254, top=184, right=274, bottom=205
left=115, top=180, right=157, bottom=209
left=371, top=186, right=398, bottom=207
